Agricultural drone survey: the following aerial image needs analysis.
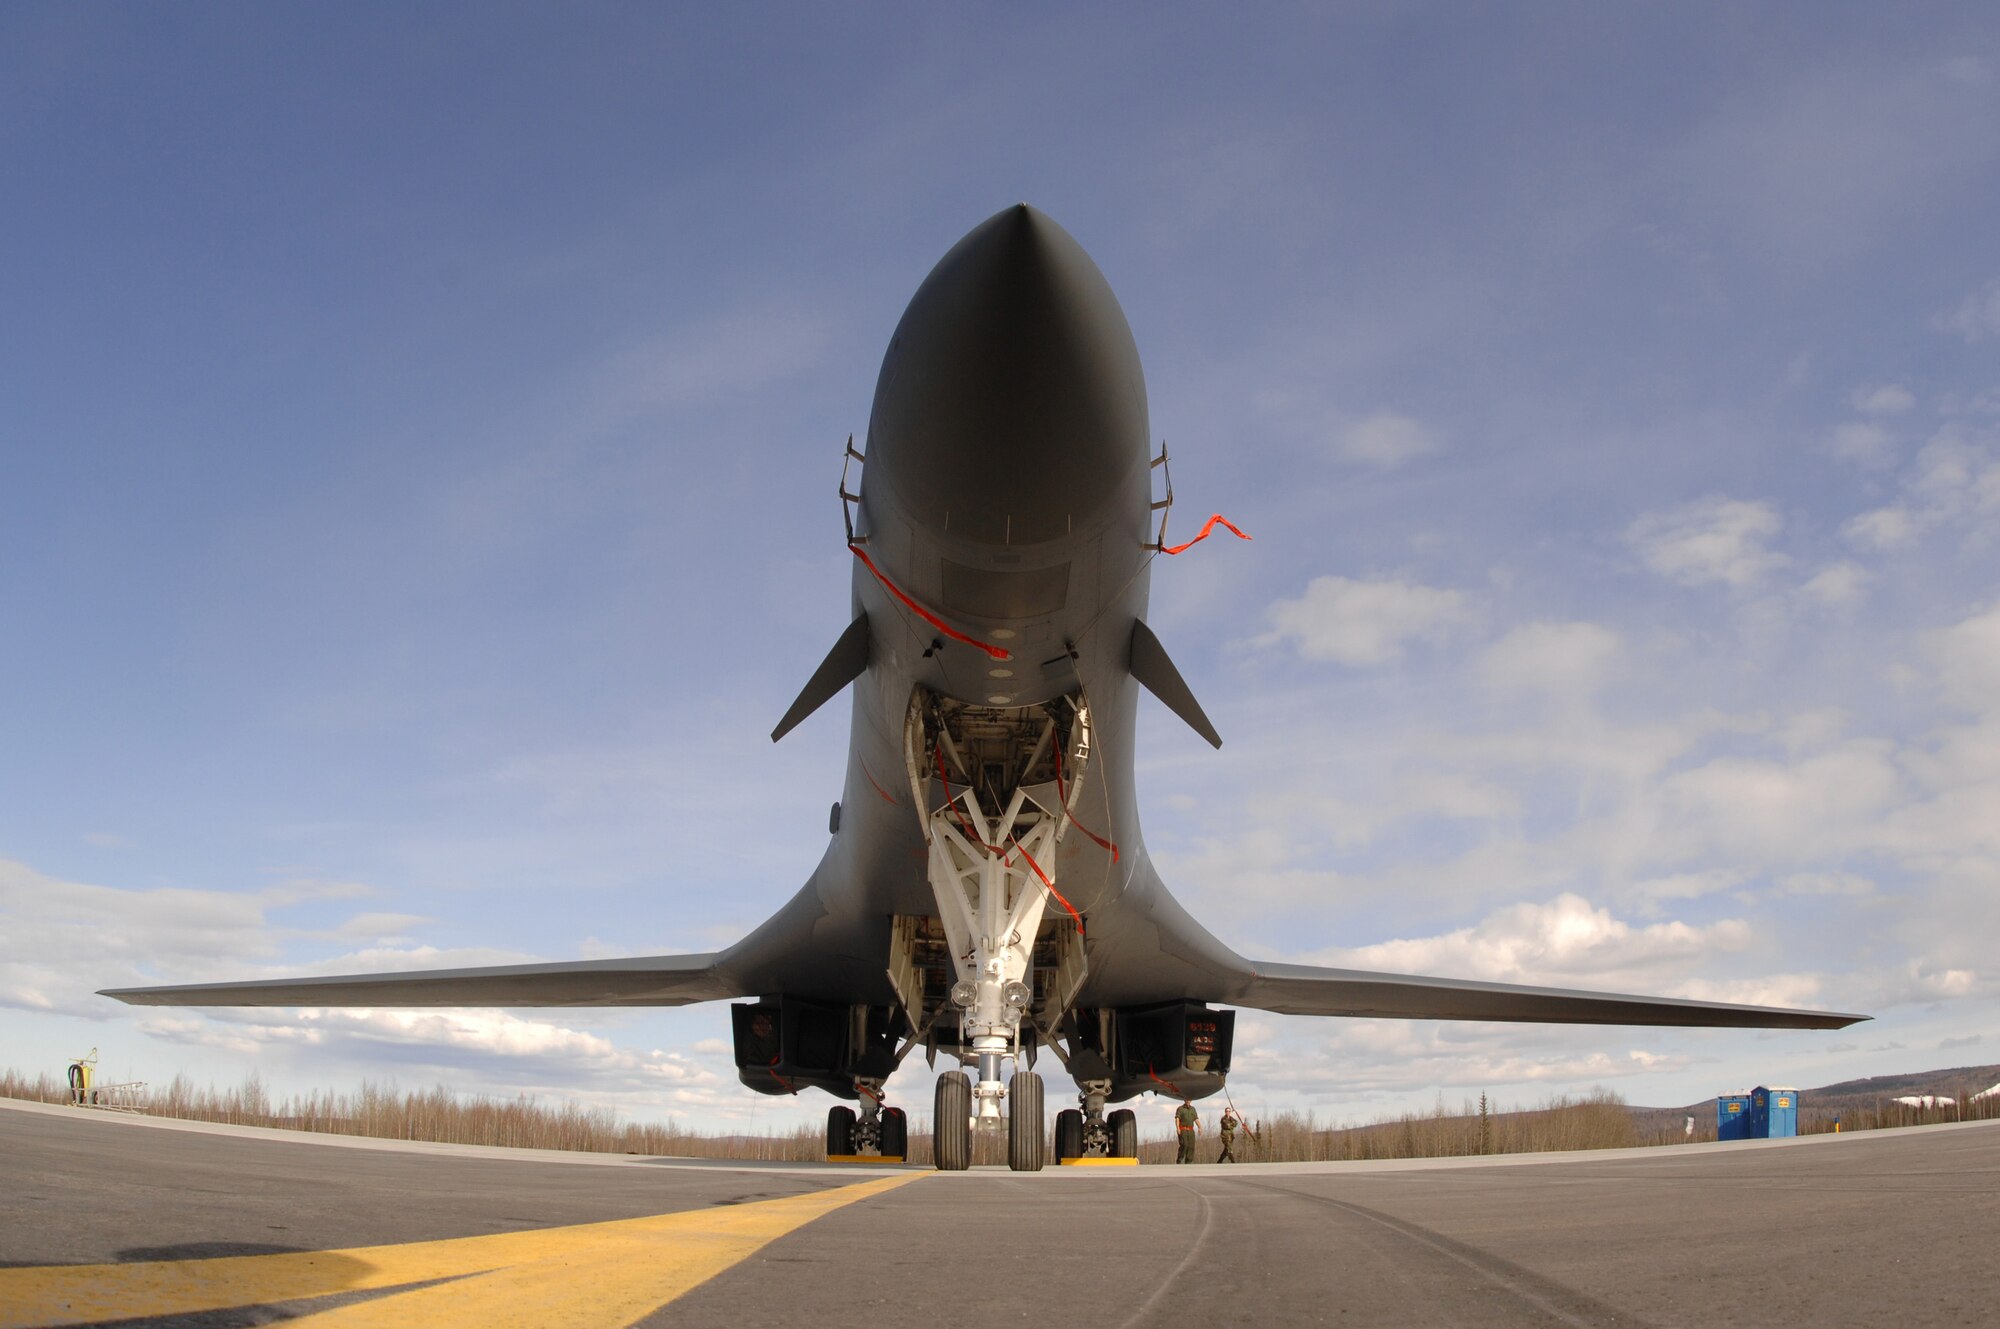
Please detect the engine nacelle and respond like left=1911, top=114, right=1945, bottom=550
left=731, top=998, right=899, bottom=1099
left=1066, top=1001, right=1236, bottom=1103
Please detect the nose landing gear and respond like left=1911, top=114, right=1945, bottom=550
left=904, top=690, right=1098, bottom=1172
left=1008, top=1070, right=1044, bottom=1171
left=933, top=1068, right=1045, bottom=1171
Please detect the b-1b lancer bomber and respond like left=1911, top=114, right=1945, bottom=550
left=106, top=205, right=1866, bottom=1170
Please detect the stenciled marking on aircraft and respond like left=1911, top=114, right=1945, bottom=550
left=0, top=1173, right=922, bottom=1328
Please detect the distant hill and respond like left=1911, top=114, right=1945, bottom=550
left=1632, top=1063, right=2000, bottom=1140
left=1794, top=1064, right=2000, bottom=1106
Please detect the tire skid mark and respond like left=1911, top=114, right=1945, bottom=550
left=1230, top=1178, right=1657, bottom=1329
left=1113, top=1181, right=1216, bottom=1329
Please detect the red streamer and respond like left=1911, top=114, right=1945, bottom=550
left=1052, top=737, right=1119, bottom=863
left=1161, top=513, right=1252, bottom=556
left=850, top=545, right=1011, bottom=660
left=1008, top=829, right=1084, bottom=938
left=935, top=741, right=1000, bottom=852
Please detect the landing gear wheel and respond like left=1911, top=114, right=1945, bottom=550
left=881, top=1106, right=908, bottom=1159
left=1055, top=1108, right=1084, bottom=1161
left=1008, top=1071, right=1045, bottom=1172
left=934, top=1071, right=971, bottom=1171
left=1109, top=1107, right=1138, bottom=1159
left=826, top=1105, right=856, bottom=1158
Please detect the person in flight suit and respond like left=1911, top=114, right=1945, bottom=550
left=1217, top=1108, right=1238, bottom=1163
left=1175, top=1099, right=1199, bottom=1163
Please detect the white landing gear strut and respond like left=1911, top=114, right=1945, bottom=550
left=906, top=692, right=1094, bottom=1170
left=931, top=789, right=1054, bottom=1122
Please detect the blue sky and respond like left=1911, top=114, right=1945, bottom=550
left=5, top=3, right=1999, bottom=1132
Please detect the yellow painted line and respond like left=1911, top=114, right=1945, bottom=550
left=0, top=1173, right=921, bottom=1329
left=1059, top=1156, right=1139, bottom=1166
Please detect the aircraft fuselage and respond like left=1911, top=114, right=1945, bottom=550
left=722, top=206, right=1240, bottom=1100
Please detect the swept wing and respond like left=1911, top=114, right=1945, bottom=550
left=1227, top=960, right=1863, bottom=1029
left=100, top=953, right=743, bottom=1009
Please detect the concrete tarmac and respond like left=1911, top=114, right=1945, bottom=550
left=3, top=1097, right=1995, bottom=1327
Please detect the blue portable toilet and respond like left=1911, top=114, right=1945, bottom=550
left=1717, top=1092, right=1752, bottom=1141
left=1750, top=1086, right=1798, bottom=1138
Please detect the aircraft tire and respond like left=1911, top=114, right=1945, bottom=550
left=1008, top=1071, right=1045, bottom=1172
left=934, top=1071, right=972, bottom=1171
left=826, top=1105, right=856, bottom=1158
left=1054, top=1107, right=1084, bottom=1161
left=1109, top=1108, right=1138, bottom=1159
left=881, top=1106, right=908, bottom=1158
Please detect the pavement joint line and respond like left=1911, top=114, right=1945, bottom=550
left=0, top=1098, right=913, bottom=1176
left=0, top=1172, right=925, bottom=1329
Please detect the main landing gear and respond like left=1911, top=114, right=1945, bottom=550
left=1052, top=1078, right=1136, bottom=1162
left=827, top=1078, right=907, bottom=1160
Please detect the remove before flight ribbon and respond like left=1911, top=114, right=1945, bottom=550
left=1161, top=513, right=1252, bottom=556
left=849, top=545, right=1013, bottom=661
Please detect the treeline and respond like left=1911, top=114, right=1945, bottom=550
left=1146, top=1090, right=1641, bottom=1164
left=7, top=1068, right=1992, bottom=1164
left=0, top=1069, right=832, bottom=1161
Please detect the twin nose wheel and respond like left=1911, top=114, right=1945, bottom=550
left=932, top=1069, right=1045, bottom=1171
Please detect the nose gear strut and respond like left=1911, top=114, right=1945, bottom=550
left=905, top=688, right=1095, bottom=1171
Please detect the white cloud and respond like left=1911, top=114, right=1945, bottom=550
left=329, top=913, right=434, bottom=941
left=1936, top=278, right=2000, bottom=340
left=1843, top=504, right=1918, bottom=550
left=1, top=858, right=522, bottom=1022
left=1313, top=893, right=1754, bottom=988
left=1907, top=428, right=1989, bottom=506
left=1851, top=384, right=1915, bottom=415
left=1799, top=560, right=1870, bottom=608
left=1776, top=708, right=1850, bottom=753
left=1628, top=497, right=1786, bottom=588
left=1630, top=869, right=1748, bottom=903
left=136, top=1005, right=724, bottom=1090
left=1, top=859, right=304, bottom=1016
left=1390, top=773, right=1519, bottom=823
left=599, top=305, right=831, bottom=416
left=1870, top=961, right=1983, bottom=1006
left=1829, top=420, right=1894, bottom=465
left=1257, top=574, right=1469, bottom=665
left=1844, top=425, right=2000, bottom=551
left=1337, top=412, right=1439, bottom=469
left=1929, top=601, right=2000, bottom=715
left=1654, top=742, right=1905, bottom=864
left=1780, top=871, right=1875, bottom=897
left=1664, top=972, right=1831, bottom=1009
left=0, top=855, right=756, bottom=1118
left=1231, top=1015, right=1696, bottom=1101
left=1478, top=621, right=1623, bottom=698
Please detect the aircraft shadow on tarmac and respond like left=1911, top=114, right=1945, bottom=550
left=114, top=1243, right=322, bottom=1262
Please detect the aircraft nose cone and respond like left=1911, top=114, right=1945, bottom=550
left=863, top=205, right=1150, bottom=549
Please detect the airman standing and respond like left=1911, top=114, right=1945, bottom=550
left=1175, top=1099, right=1199, bottom=1163
left=1217, top=1108, right=1238, bottom=1163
